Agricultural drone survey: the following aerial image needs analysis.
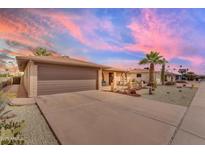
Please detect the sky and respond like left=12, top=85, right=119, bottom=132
left=0, top=8, right=205, bottom=74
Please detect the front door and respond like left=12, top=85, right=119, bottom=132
left=109, top=73, right=114, bottom=85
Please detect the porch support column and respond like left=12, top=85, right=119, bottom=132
left=98, top=68, right=102, bottom=90
left=113, top=72, right=117, bottom=89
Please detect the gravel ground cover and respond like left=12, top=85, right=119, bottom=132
left=137, top=85, right=198, bottom=107
left=6, top=104, right=58, bottom=145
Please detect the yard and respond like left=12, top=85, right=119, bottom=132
left=137, top=85, right=198, bottom=107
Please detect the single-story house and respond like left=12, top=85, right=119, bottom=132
left=128, top=69, right=161, bottom=84
left=16, top=56, right=107, bottom=97
left=17, top=56, right=174, bottom=97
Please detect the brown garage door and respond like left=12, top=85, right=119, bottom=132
left=37, top=63, right=98, bottom=95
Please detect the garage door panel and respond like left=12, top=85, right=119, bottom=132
left=38, top=80, right=97, bottom=95
left=38, top=63, right=97, bottom=80
left=37, top=63, right=98, bottom=95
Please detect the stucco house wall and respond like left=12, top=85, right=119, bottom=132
left=128, top=71, right=161, bottom=84
left=127, top=72, right=149, bottom=82
left=23, top=61, right=38, bottom=97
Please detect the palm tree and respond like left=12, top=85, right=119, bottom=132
left=161, top=58, right=168, bottom=85
left=139, top=51, right=164, bottom=88
left=34, top=47, right=52, bottom=56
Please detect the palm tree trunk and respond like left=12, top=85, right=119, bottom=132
left=171, top=74, right=174, bottom=82
left=149, top=63, right=154, bottom=87
left=161, top=64, right=165, bottom=85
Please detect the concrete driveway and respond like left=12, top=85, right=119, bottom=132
left=36, top=90, right=186, bottom=144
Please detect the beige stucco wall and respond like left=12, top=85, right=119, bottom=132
left=23, top=63, right=29, bottom=94
left=23, top=61, right=37, bottom=97
left=127, top=72, right=149, bottom=82
left=128, top=72, right=161, bottom=84
left=98, top=69, right=102, bottom=90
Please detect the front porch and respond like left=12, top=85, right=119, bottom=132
left=102, top=68, right=128, bottom=91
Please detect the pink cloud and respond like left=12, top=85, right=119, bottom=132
left=28, top=10, right=121, bottom=51
left=10, top=49, right=34, bottom=57
left=0, top=9, right=204, bottom=74
left=123, top=9, right=205, bottom=74
left=0, top=10, right=54, bottom=48
left=125, top=9, right=183, bottom=60
left=178, top=55, right=204, bottom=66
left=0, top=49, right=34, bottom=57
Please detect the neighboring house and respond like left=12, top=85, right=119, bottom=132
left=16, top=56, right=106, bottom=97
left=165, top=72, right=178, bottom=82
left=102, top=67, right=128, bottom=88
left=128, top=69, right=161, bottom=84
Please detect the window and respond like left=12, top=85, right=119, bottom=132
left=137, top=73, right=142, bottom=78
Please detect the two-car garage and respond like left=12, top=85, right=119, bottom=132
left=37, top=63, right=98, bottom=95
left=16, top=56, right=103, bottom=97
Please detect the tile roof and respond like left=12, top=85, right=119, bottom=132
left=16, top=56, right=108, bottom=71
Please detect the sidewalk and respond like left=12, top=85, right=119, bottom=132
left=172, top=82, right=205, bottom=144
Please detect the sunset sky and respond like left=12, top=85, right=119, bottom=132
left=0, top=8, right=205, bottom=74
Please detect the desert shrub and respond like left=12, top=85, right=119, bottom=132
left=165, top=81, right=176, bottom=85
left=128, top=89, right=136, bottom=94
left=0, top=120, right=25, bottom=145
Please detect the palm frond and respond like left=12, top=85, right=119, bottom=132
left=157, top=59, right=165, bottom=64
left=139, top=58, right=149, bottom=65
left=139, top=51, right=166, bottom=65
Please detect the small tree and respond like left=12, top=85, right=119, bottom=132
left=34, top=47, right=52, bottom=56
